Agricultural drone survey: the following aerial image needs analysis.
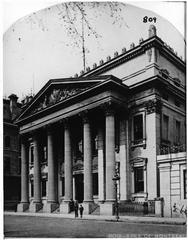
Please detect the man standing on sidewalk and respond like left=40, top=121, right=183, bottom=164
left=79, top=205, right=84, bottom=218
left=74, top=201, right=78, bottom=218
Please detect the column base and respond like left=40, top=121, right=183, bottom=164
left=44, top=202, right=59, bottom=213
left=60, top=201, right=71, bottom=214
left=82, top=201, right=95, bottom=214
left=17, top=202, right=29, bottom=212
left=100, top=202, right=115, bottom=216
left=29, top=202, right=43, bottom=213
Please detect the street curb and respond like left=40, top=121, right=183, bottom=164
left=4, top=212, right=186, bottom=226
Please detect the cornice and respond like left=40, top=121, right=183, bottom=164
left=17, top=76, right=113, bottom=123
left=16, top=77, right=128, bottom=126
left=129, top=75, right=185, bottom=100
left=81, top=36, right=185, bottom=78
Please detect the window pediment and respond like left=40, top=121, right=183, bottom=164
left=130, top=157, right=147, bottom=170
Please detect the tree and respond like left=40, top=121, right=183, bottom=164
left=25, top=2, right=128, bottom=72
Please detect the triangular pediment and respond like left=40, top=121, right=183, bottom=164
left=16, top=76, right=117, bottom=122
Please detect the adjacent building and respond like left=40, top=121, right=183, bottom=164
left=15, top=25, right=186, bottom=217
left=4, top=94, right=22, bottom=210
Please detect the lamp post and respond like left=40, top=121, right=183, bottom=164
left=112, top=170, right=120, bottom=221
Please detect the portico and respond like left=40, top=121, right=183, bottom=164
left=17, top=76, right=128, bottom=215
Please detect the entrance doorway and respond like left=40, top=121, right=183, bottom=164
left=75, top=174, right=84, bottom=203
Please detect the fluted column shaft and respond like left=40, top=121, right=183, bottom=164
left=64, top=120, right=73, bottom=201
left=83, top=115, right=93, bottom=202
left=105, top=109, right=116, bottom=201
left=20, top=138, right=29, bottom=203
left=33, top=133, right=41, bottom=203
left=47, top=127, right=56, bottom=202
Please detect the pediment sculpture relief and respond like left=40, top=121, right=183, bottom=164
left=32, top=86, right=88, bottom=114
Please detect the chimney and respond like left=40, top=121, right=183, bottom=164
left=8, top=94, right=18, bottom=114
left=8, top=94, right=19, bottom=120
left=148, top=25, right=157, bottom=38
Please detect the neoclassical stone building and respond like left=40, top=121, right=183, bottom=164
left=16, top=26, right=186, bottom=217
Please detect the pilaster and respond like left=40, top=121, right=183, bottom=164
left=17, top=136, right=29, bottom=212
left=29, top=131, right=42, bottom=212
left=145, top=99, right=161, bottom=199
left=158, top=164, right=172, bottom=217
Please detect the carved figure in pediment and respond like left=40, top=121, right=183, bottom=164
left=42, top=95, right=47, bottom=108
left=49, top=89, right=61, bottom=104
left=30, top=86, right=89, bottom=114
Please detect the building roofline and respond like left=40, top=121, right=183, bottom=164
left=79, top=36, right=185, bottom=78
left=15, top=75, right=127, bottom=124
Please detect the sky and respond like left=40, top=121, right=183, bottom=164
left=2, top=0, right=186, bottom=100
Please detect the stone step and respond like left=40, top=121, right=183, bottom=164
left=90, top=205, right=100, bottom=215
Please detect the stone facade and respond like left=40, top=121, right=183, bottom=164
left=16, top=26, right=186, bottom=217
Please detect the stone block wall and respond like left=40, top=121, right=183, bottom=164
left=157, top=152, right=187, bottom=218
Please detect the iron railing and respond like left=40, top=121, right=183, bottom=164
left=160, top=144, right=186, bottom=155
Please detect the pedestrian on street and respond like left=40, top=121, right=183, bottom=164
left=74, top=200, right=79, bottom=218
left=69, top=199, right=74, bottom=212
left=79, top=204, right=84, bottom=218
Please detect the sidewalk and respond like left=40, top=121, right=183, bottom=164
left=4, top=211, right=186, bottom=225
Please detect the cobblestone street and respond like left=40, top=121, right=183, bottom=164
left=4, top=215, right=186, bottom=238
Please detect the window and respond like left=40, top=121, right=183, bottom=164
left=30, top=180, right=34, bottom=197
left=133, top=114, right=143, bottom=143
left=163, top=115, right=169, bottom=141
left=175, top=120, right=181, bottom=144
left=183, top=170, right=187, bottom=199
left=115, top=118, right=120, bottom=152
left=92, top=129, right=98, bottom=156
left=5, top=136, right=10, bottom=148
left=62, top=177, right=65, bottom=196
left=4, top=157, right=11, bottom=174
left=41, top=146, right=47, bottom=164
left=30, top=146, right=34, bottom=165
left=180, top=165, right=186, bottom=200
left=17, top=157, right=21, bottom=174
left=93, top=173, right=98, bottom=195
left=41, top=179, right=46, bottom=197
left=44, top=146, right=47, bottom=161
left=134, top=167, right=144, bottom=193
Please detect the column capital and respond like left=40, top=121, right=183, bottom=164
left=46, top=124, right=54, bottom=134
left=102, top=101, right=116, bottom=116
left=62, top=118, right=70, bottom=129
left=31, top=130, right=41, bottom=144
left=79, top=110, right=90, bottom=123
left=145, top=99, right=162, bottom=114
left=20, top=134, right=29, bottom=144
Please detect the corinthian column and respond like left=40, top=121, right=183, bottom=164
left=17, top=136, right=29, bottom=212
left=100, top=103, right=116, bottom=216
left=83, top=113, right=93, bottom=202
left=60, top=118, right=73, bottom=214
left=29, top=131, right=42, bottom=212
left=105, top=108, right=116, bottom=202
left=81, top=111, right=94, bottom=214
left=64, top=119, right=73, bottom=201
left=46, top=125, right=58, bottom=212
